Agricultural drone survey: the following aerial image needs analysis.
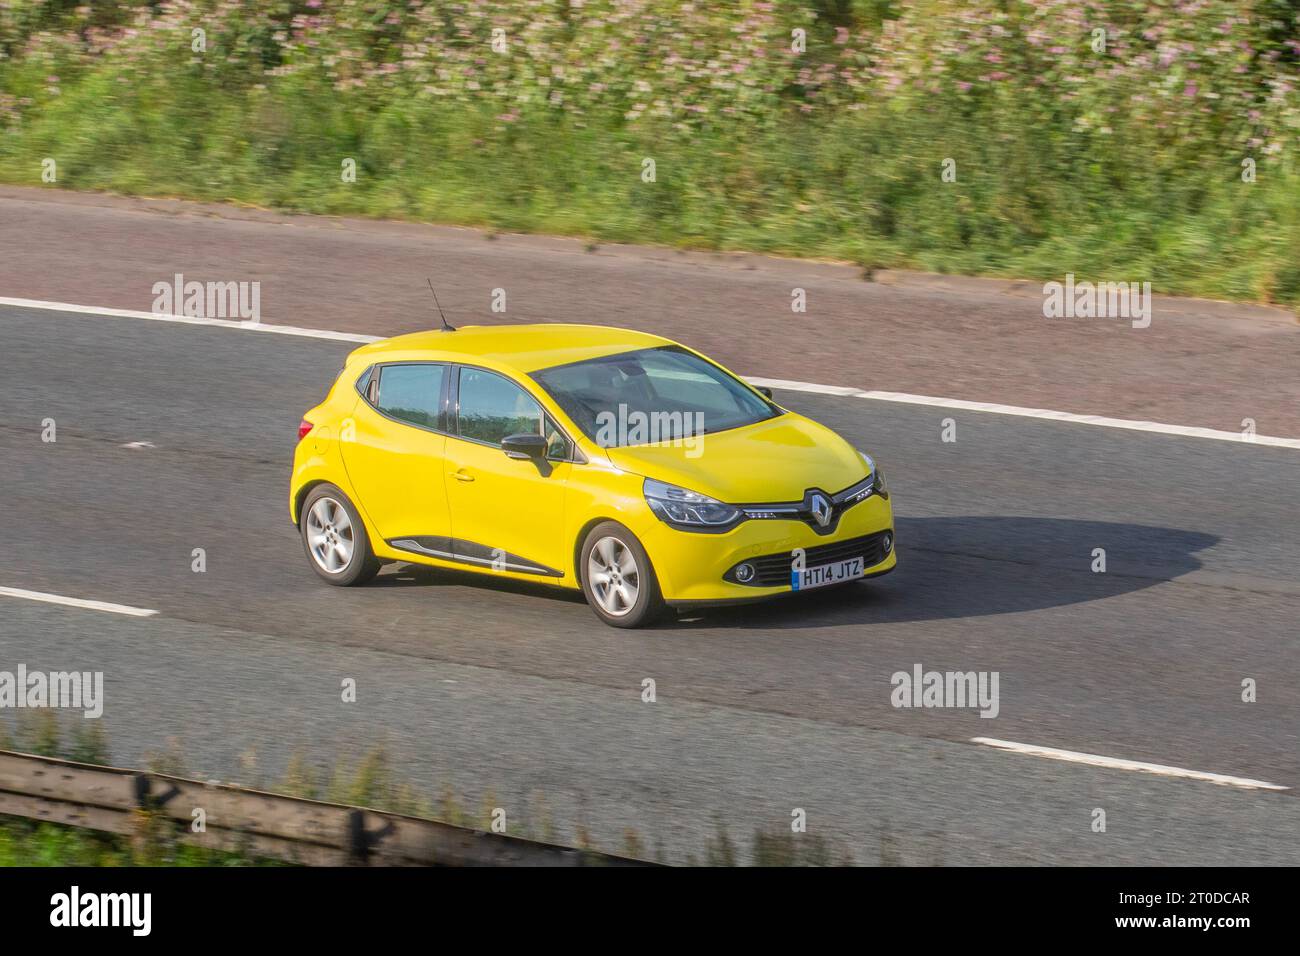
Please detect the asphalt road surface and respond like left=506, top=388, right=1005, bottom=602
left=1, top=302, right=1296, bottom=864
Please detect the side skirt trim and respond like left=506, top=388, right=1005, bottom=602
left=387, top=536, right=564, bottom=578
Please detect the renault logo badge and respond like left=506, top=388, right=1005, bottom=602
left=809, top=492, right=832, bottom=528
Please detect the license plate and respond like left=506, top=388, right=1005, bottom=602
left=791, top=556, right=864, bottom=591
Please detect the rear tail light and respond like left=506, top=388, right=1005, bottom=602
left=298, top=419, right=314, bottom=442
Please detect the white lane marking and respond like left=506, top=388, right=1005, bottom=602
left=749, top=377, right=1300, bottom=449
left=0, top=585, right=159, bottom=618
left=3, top=297, right=1295, bottom=448
left=971, top=737, right=1289, bottom=791
left=120, top=440, right=155, bottom=450
left=0, top=296, right=379, bottom=344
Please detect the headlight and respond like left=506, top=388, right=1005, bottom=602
left=644, top=478, right=740, bottom=528
left=859, top=450, right=889, bottom=500
left=872, top=466, right=889, bottom=500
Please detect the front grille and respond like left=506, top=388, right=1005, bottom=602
left=725, top=530, right=891, bottom=587
left=739, top=477, right=875, bottom=536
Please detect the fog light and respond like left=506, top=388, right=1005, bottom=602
left=735, top=563, right=756, bottom=583
left=882, top=532, right=893, bottom=554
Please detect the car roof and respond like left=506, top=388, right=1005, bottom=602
left=351, top=323, right=677, bottom=374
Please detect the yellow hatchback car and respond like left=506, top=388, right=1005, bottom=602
left=291, top=324, right=895, bottom=627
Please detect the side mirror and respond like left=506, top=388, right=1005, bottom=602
left=502, top=433, right=549, bottom=461
left=758, top=386, right=773, bottom=399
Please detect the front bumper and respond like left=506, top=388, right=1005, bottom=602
left=640, top=494, right=895, bottom=603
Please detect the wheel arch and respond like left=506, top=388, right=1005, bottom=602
left=572, top=516, right=617, bottom=586
left=292, top=479, right=329, bottom=527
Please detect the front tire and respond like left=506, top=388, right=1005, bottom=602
left=300, top=484, right=381, bottom=586
left=579, top=522, right=665, bottom=628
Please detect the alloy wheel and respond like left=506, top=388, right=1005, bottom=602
left=586, top=535, right=640, bottom=617
left=305, top=496, right=355, bottom=574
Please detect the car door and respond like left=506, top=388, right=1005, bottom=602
left=443, top=365, right=572, bottom=579
left=339, top=363, right=453, bottom=553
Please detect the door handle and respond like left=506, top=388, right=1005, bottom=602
left=453, top=470, right=475, bottom=483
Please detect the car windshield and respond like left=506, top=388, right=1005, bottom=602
left=531, top=346, right=779, bottom=447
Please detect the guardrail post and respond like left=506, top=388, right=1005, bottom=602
left=129, top=774, right=184, bottom=863
left=346, top=810, right=395, bottom=865
left=132, top=774, right=181, bottom=812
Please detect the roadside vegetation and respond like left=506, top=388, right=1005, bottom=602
left=1, top=1, right=1297, bottom=306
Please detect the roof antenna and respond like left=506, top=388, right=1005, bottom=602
left=426, top=278, right=456, bottom=332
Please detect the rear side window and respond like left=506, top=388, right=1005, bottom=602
left=354, top=366, right=373, bottom=400
left=375, top=364, right=445, bottom=429
left=457, top=367, right=543, bottom=446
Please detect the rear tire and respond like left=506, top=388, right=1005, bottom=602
left=579, top=521, right=665, bottom=628
left=300, top=484, right=381, bottom=586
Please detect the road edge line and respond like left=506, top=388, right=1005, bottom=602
left=0, top=585, right=159, bottom=618
left=0, top=296, right=379, bottom=344
left=4, top=297, right=1294, bottom=448
left=749, top=377, right=1300, bottom=449
left=971, top=736, right=1290, bottom=791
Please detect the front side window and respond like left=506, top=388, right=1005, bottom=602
left=531, top=346, right=778, bottom=447
left=374, top=364, right=445, bottom=429
left=457, top=367, right=546, bottom=446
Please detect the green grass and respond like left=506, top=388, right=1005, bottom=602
left=0, top=818, right=275, bottom=867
